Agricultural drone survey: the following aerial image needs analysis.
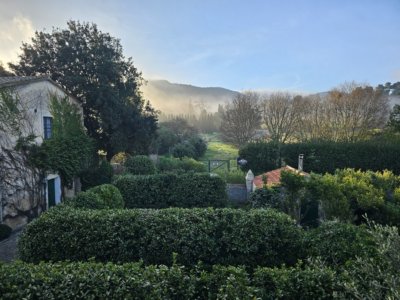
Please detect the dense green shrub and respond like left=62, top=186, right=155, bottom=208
left=214, top=169, right=246, bottom=184
left=157, top=156, right=206, bottom=173
left=80, top=160, right=113, bottom=191
left=239, top=140, right=400, bottom=175
left=18, top=207, right=303, bottom=267
left=179, top=157, right=207, bottom=172
left=0, top=260, right=350, bottom=299
left=0, top=260, right=342, bottom=299
left=253, top=261, right=343, bottom=299
left=171, top=142, right=196, bottom=159
left=248, top=187, right=283, bottom=209
left=66, top=184, right=124, bottom=209
left=238, top=141, right=281, bottom=174
left=304, top=221, right=377, bottom=267
left=65, top=191, right=103, bottom=209
left=124, top=155, right=156, bottom=175
left=87, top=184, right=124, bottom=209
left=113, top=173, right=227, bottom=208
left=188, top=136, right=207, bottom=158
left=0, top=224, right=12, bottom=241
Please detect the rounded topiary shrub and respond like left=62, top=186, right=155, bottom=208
left=87, top=184, right=124, bottom=209
left=0, top=224, right=12, bottom=241
left=66, top=191, right=104, bottom=209
left=124, top=155, right=156, bottom=175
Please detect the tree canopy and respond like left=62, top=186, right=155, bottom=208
left=10, top=21, right=157, bottom=158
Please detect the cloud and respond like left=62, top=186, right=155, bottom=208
left=0, top=15, right=35, bottom=66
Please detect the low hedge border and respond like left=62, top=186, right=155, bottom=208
left=0, top=261, right=346, bottom=299
left=113, top=173, right=228, bottom=208
left=18, top=207, right=302, bottom=267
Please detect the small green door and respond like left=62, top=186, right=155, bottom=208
left=48, top=178, right=56, bottom=208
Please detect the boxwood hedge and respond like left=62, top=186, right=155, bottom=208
left=239, top=140, right=400, bottom=175
left=18, top=207, right=302, bottom=267
left=113, top=173, right=227, bottom=208
left=0, top=261, right=355, bottom=299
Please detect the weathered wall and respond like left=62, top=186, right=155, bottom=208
left=0, top=148, right=45, bottom=229
left=0, top=80, right=82, bottom=229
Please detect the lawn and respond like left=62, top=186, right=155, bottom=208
left=200, top=133, right=238, bottom=160
left=200, top=133, right=240, bottom=173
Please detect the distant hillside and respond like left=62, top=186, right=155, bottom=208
left=140, top=79, right=238, bottom=114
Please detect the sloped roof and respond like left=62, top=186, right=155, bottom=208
left=0, top=76, right=50, bottom=87
left=253, top=165, right=309, bottom=188
left=0, top=76, right=81, bottom=103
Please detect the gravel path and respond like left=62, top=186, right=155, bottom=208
left=0, top=229, right=22, bottom=262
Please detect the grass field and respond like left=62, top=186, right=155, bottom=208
left=200, top=133, right=238, bottom=160
left=200, top=133, right=240, bottom=173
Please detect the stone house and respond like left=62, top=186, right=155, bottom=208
left=0, top=76, right=83, bottom=229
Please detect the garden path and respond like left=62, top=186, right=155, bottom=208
left=0, top=229, right=22, bottom=262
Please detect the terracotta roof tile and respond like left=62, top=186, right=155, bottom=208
left=253, top=166, right=309, bottom=189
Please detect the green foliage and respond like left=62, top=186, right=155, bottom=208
left=239, top=140, right=400, bottom=175
left=215, top=169, right=246, bottom=184
left=49, top=94, right=84, bottom=138
left=171, top=141, right=196, bottom=159
left=313, top=169, right=400, bottom=225
left=342, top=222, right=400, bottom=299
left=0, top=224, right=12, bottom=241
left=87, top=184, right=124, bottom=209
left=124, top=155, right=156, bottom=175
left=67, top=184, right=123, bottom=209
left=25, top=94, right=94, bottom=187
left=33, top=135, right=94, bottom=186
left=113, top=173, right=227, bottom=208
left=65, top=191, right=104, bottom=209
left=387, top=104, right=400, bottom=132
left=238, top=141, right=280, bottom=174
left=10, top=21, right=157, bottom=158
left=153, top=126, right=180, bottom=154
left=188, top=136, right=207, bottom=158
left=156, top=156, right=207, bottom=173
left=304, top=221, right=377, bottom=267
left=249, top=186, right=283, bottom=209
left=201, top=134, right=239, bottom=161
left=253, top=261, right=342, bottom=299
left=18, top=207, right=302, bottom=267
left=80, top=159, right=113, bottom=191
left=154, top=118, right=207, bottom=159
left=0, top=260, right=342, bottom=299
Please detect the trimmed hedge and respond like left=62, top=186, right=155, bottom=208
left=124, top=155, right=156, bottom=175
left=18, top=207, right=303, bottom=267
left=66, top=184, right=124, bottom=209
left=303, top=222, right=378, bottom=267
left=113, top=173, right=227, bottom=208
left=239, top=140, right=400, bottom=175
left=0, top=261, right=345, bottom=299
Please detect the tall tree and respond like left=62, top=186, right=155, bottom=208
left=220, top=91, right=262, bottom=146
left=261, top=92, right=302, bottom=143
left=326, top=82, right=389, bottom=141
left=9, top=21, right=157, bottom=158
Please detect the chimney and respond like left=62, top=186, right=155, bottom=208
left=298, top=154, right=304, bottom=172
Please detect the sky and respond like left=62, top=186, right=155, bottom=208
left=0, top=0, right=399, bottom=93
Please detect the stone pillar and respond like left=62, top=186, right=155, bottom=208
left=245, top=170, right=254, bottom=194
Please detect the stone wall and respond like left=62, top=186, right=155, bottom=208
left=0, top=148, right=45, bottom=230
